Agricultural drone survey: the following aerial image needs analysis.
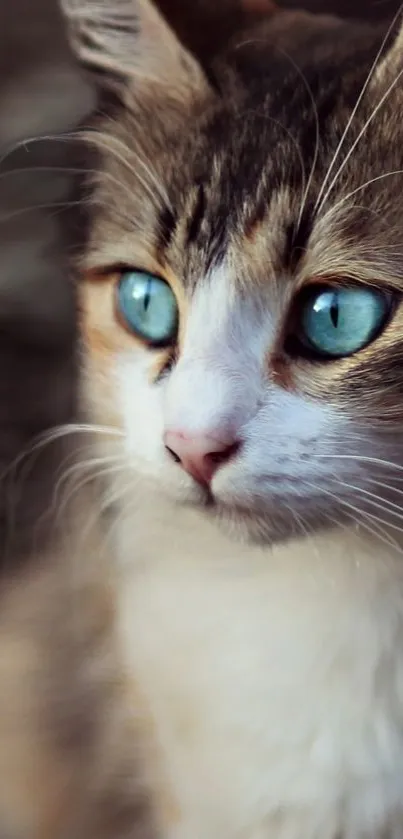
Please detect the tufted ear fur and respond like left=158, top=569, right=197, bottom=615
left=59, top=0, right=207, bottom=104
left=370, top=13, right=403, bottom=88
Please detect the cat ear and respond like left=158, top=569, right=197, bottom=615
left=370, top=17, right=403, bottom=88
left=59, top=0, right=206, bottom=101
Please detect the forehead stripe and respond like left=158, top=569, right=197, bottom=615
left=186, top=181, right=207, bottom=246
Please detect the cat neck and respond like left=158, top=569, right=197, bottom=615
left=113, top=486, right=403, bottom=582
left=110, top=491, right=403, bottom=839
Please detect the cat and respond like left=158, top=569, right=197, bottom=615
left=56, top=0, right=403, bottom=836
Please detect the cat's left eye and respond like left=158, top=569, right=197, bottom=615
left=295, top=284, right=392, bottom=359
left=117, top=270, right=178, bottom=346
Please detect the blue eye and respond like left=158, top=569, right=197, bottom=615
left=298, top=285, right=391, bottom=359
left=117, top=271, right=178, bottom=346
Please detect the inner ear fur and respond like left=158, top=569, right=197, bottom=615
left=59, top=0, right=209, bottom=105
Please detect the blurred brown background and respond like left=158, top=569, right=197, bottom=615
left=0, top=0, right=400, bottom=563
left=0, top=0, right=94, bottom=562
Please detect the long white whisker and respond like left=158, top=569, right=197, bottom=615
left=0, top=131, right=80, bottom=168
left=305, top=480, right=403, bottom=553
left=322, top=462, right=403, bottom=486
left=52, top=454, right=118, bottom=508
left=320, top=168, right=403, bottom=225
left=314, top=5, right=403, bottom=211
left=88, top=126, right=172, bottom=211
left=332, top=479, right=403, bottom=518
left=2, top=421, right=121, bottom=477
left=82, top=132, right=169, bottom=211
left=0, top=199, right=85, bottom=223
left=73, top=470, right=136, bottom=555
left=0, top=422, right=123, bottom=507
left=54, top=459, right=127, bottom=527
left=40, top=422, right=123, bottom=444
left=0, top=129, right=168, bottom=213
left=317, top=61, right=403, bottom=213
left=361, top=476, right=403, bottom=494
left=312, top=453, right=403, bottom=472
left=343, top=506, right=402, bottom=553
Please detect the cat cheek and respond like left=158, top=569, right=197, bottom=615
left=114, top=356, right=166, bottom=474
left=112, top=356, right=204, bottom=501
left=81, top=344, right=125, bottom=432
left=213, top=396, right=342, bottom=492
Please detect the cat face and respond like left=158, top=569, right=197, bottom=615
left=63, top=0, right=403, bottom=543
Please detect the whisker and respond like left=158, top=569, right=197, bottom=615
left=51, top=453, right=119, bottom=507
left=305, top=480, right=403, bottom=553
left=320, top=168, right=403, bottom=225
left=0, top=164, right=87, bottom=179
left=71, top=467, right=135, bottom=554
left=311, top=453, right=403, bottom=473
left=0, top=200, right=84, bottom=223
left=0, top=129, right=167, bottom=214
left=0, top=422, right=122, bottom=491
left=89, top=125, right=172, bottom=210
left=82, top=131, right=169, bottom=212
left=316, top=59, right=403, bottom=213
left=331, top=479, right=403, bottom=518
left=361, top=476, right=403, bottom=495
left=314, top=4, right=403, bottom=212
left=344, top=508, right=401, bottom=553
left=0, top=131, right=81, bottom=168
left=53, top=458, right=127, bottom=527
left=39, top=422, right=123, bottom=445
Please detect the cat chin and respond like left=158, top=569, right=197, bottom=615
left=207, top=502, right=305, bottom=545
left=166, top=487, right=320, bottom=546
left=132, top=465, right=338, bottom=546
left=200, top=482, right=350, bottom=545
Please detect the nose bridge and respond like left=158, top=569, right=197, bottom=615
left=164, top=353, right=259, bottom=437
left=164, top=277, right=267, bottom=436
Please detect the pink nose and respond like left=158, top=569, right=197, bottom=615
left=164, top=430, right=238, bottom=486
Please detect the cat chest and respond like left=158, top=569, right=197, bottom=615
left=117, top=548, right=403, bottom=838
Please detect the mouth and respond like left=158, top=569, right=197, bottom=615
left=185, top=480, right=260, bottom=517
left=193, top=488, right=266, bottom=527
left=176, top=482, right=305, bottom=545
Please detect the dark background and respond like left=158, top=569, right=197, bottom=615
left=0, top=0, right=399, bottom=561
left=0, top=0, right=94, bottom=561
left=282, top=0, right=399, bottom=15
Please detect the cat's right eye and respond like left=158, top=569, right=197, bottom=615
left=116, top=270, right=178, bottom=347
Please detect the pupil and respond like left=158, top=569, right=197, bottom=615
left=143, top=279, right=151, bottom=312
left=330, top=296, right=339, bottom=328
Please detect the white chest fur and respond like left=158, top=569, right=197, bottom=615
left=117, top=506, right=403, bottom=839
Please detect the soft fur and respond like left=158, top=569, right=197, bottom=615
left=41, top=0, right=403, bottom=836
